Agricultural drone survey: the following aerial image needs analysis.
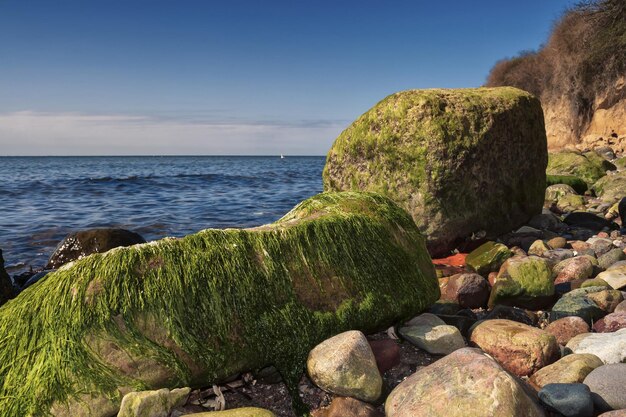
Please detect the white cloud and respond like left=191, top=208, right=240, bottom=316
left=0, top=111, right=347, bottom=155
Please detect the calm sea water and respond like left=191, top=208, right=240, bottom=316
left=0, top=156, right=325, bottom=274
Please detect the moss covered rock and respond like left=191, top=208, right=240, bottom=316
left=118, top=387, right=190, bottom=417
left=593, top=171, right=626, bottom=205
left=547, top=150, right=615, bottom=185
left=323, top=87, right=547, bottom=256
left=0, top=192, right=439, bottom=417
left=546, top=175, right=588, bottom=194
left=489, top=256, right=555, bottom=309
left=465, top=241, right=513, bottom=276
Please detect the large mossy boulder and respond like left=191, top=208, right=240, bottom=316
left=593, top=171, right=626, bottom=205
left=323, top=87, right=547, bottom=257
left=547, top=150, right=616, bottom=185
left=0, top=192, right=438, bottom=417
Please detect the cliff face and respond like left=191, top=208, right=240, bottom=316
left=486, top=0, right=626, bottom=150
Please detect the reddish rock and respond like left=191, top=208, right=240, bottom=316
left=432, top=253, right=467, bottom=267
left=488, top=271, right=498, bottom=286
left=439, top=273, right=490, bottom=309
left=570, top=241, right=591, bottom=253
left=545, top=316, right=590, bottom=345
left=313, top=396, right=384, bottom=417
left=593, top=312, right=626, bottom=333
left=469, top=319, right=559, bottom=376
left=553, top=256, right=594, bottom=285
left=368, top=339, right=401, bottom=373
left=598, top=232, right=610, bottom=238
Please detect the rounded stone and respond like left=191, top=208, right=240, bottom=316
left=439, top=273, right=490, bottom=309
left=566, top=329, right=626, bottom=364
left=312, top=396, right=383, bottom=417
left=368, top=339, right=401, bottom=373
left=548, top=237, right=568, bottom=249
left=545, top=316, right=590, bottom=345
left=385, top=347, right=545, bottom=417
left=307, top=330, right=382, bottom=402
left=529, top=353, right=603, bottom=389
left=584, top=364, right=626, bottom=411
left=489, top=256, right=555, bottom=310
left=593, top=312, right=626, bottom=333
left=599, top=248, right=626, bottom=270
left=553, top=256, right=594, bottom=284
left=399, top=323, right=465, bottom=355
left=469, top=319, right=559, bottom=376
left=538, top=383, right=593, bottom=417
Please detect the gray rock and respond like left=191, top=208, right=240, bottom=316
left=538, top=383, right=594, bottom=417
left=599, top=248, right=626, bottom=270
left=584, top=364, right=626, bottom=411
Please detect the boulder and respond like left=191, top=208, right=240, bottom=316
left=593, top=171, right=626, bottom=205
left=584, top=364, right=626, bottom=411
left=385, top=347, right=545, bottom=417
left=323, top=87, right=547, bottom=257
left=489, top=256, right=555, bottom=309
left=556, top=194, right=586, bottom=213
left=46, top=228, right=146, bottom=269
left=118, top=387, right=190, bottom=417
left=312, top=397, right=383, bottom=417
left=0, top=249, right=14, bottom=306
left=0, top=192, right=440, bottom=417
left=545, top=316, right=590, bottom=345
left=439, top=273, right=489, bottom=308
left=547, top=150, right=615, bottom=185
left=529, top=353, right=603, bottom=389
left=307, top=330, right=382, bottom=402
left=546, top=183, right=578, bottom=201
left=469, top=319, right=559, bottom=376
left=538, top=383, right=594, bottom=417
left=566, top=329, right=626, bottom=364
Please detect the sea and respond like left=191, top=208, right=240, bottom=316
left=0, top=156, right=325, bottom=275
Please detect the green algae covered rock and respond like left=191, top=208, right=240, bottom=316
left=323, top=87, right=547, bottom=257
left=489, top=256, right=555, bottom=309
left=0, top=192, right=439, bottom=417
left=118, top=387, right=190, bottom=417
left=466, top=241, right=513, bottom=275
left=547, top=150, right=615, bottom=185
left=593, top=171, right=626, bottom=204
left=546, top=175, right=588, bottom=194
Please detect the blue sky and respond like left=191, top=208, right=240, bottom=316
left=0, top=0, right=576, bottom=155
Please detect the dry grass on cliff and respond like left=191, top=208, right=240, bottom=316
left=486, top=0, right=626, bottom=138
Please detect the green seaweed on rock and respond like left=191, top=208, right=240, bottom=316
left=0, top=191, right=438, bottom=417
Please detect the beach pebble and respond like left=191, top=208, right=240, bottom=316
left=439, top=273, right=490, bottom=308
left=538, top=383, right=594, bottom=417
left=399, top=313, right=465, bottom=355
left=584, top=364, right=626, bottom=411
left=312, top=396, right=383, bottom=417
left=593, top=312, right=626, bottom=333
left=530, top=353, right=603, bottom=389
left=545, top=316, right=590, bottom=345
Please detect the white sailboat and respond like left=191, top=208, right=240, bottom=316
left=280, top=154, right=285, bottom=159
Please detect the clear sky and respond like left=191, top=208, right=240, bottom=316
left=0, top=0, right=576, bottom=155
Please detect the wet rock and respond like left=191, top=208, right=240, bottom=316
left=550, top=287, right=608, bottom=322
left=489, top=256, right=555, bottom=310
left=529, top=353, right=603, bottom=389
left=385, top=347, right=545, bottom=417
left=465, top=242, right=513, bottom=276
left=368, top=339, right=401, bottom=373
left=47, top=228, right=146, bottom=269
left=0, top=249, right=15, bottom=306
left=553, top=257, right=594, bottom=285
left=118, top=387, right=190, bottom=417
left=545, top=316, right=590, bottom=345
left=313, top=396, right=383, bottom=417
left=566, top=329, right=626, bottom=364
left=469, top=319, right=559, bottom=376
left=21, top=270, right=53, bottom=289
left=484, top=305, right=536, bottom=326
left=428, top=300, right=461, bottom=315
left=543, top=248, right=576, bottom=264
left=584, top=364, right=626, bottom=411
left=593, top=312, right=626, bottom=333
left=399, top=313, right=465, bottom=355
left=439, top=273, right=489, bottom=308
left=538, top=383, right=594, bottom=417
left=528, top=212, right=566, bottom=232
left=564, top=212, right=616, bottom=232
left=307, top=330, right=382, bottom=402
left=599, top=248, right=626, bottom=270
